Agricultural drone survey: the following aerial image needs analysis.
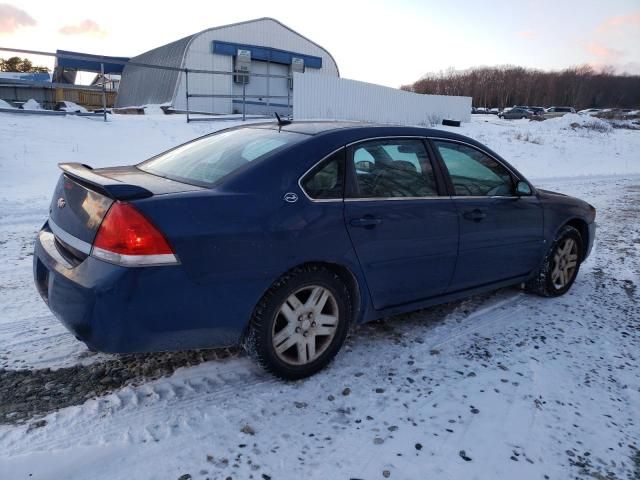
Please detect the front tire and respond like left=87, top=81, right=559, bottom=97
left=526, top=225, right=583, bottom=297
left=244, top=265, right=351, bottom=380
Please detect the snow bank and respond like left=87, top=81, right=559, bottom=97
left=57, top=101, right=88, bottom=113
left=0, top=99, right=16, bottom=109
left=541, top=113, right=612, bottom=133
left=142, top=104, right=170, bottom=115
left=444, top=115, right=638, bottom=180
left=21, top=99, right=43, bottom=110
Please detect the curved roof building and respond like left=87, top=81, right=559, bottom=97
left=115, top=17, right=339, bottom=115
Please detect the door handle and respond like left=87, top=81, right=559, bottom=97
left=463, top=209, right=487, bottom=222
left=350, top=216, right=383, bottom=228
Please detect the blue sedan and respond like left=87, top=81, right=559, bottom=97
left=33, top=121, right=596, bottom=379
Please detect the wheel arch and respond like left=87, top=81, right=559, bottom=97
left=319, top=261, right=363, bottom=324
left=241, top=260, right=366, bottom=342
left=564, top=218, right=589, bottom=260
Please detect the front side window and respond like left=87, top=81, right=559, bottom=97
left=140, top=128, right=305, bottom=187
left=300, top=150, right=344, bottom=200
left=433, top=141, right=515, bottom=197
left=349, top=139, right=437, bottom=198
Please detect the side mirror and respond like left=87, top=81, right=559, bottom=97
left=515, top=181, right=532, bottom=196
left=355, top=160, right=373, bottom=172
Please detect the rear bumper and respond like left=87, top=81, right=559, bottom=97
left=33, top=223, right=244, bottom=353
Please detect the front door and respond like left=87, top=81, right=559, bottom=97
left=431, top=139, right=544, bottom=291
left=344, top=138, right=459, bottom=309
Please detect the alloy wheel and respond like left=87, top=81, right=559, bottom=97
left=551, top=238, right=578, bottom=289
left=272, top=285, right=339, bottom=366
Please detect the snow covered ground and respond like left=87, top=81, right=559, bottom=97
left=0, top=112, right=639, bottom=479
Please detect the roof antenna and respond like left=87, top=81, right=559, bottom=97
left=275, top=112, right=292, bottom=127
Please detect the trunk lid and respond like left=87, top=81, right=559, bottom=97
left=48, top=163, right=203, bottom=260
left=49, top=173, right=114, bottom=247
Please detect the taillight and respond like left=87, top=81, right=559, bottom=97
left=91, top=202, right=178, bottom=266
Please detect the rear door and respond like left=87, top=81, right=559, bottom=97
left=430, top=139, right=544, bottom=291
left=343, top=138, right=459, bottom=309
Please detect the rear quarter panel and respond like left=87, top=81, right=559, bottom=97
left=131, top=159, right=365, bottom=338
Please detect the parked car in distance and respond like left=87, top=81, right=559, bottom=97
left=578, top=108, right=602, bottom=115
left=544, top=106, right=576, bottom=118
left=489, top=108, right=500, bottom=115
left=527, top=106, right=545, bottom=117
left=498, top=107, right=532, bottom=119
left=33, top=122, right=596, bottom=379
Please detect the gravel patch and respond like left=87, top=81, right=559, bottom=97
left=0, top=347, right=239, bottom=425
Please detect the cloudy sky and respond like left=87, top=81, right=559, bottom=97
left=1, top=0, right=639, bottom=86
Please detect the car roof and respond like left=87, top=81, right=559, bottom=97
left=249, top=120, right=471, bottom=142
left=251, top=121, right=386, bottom=135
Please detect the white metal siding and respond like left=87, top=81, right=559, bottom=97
left=173, top=18, right=339, bottom=113
left=293, top=74, right=472, bottom=125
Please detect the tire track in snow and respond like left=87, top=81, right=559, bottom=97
left=0, top=292, right=527, bottom=457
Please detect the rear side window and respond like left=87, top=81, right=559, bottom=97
left=349, top=139, right=437, bottom=198
left=140, top=128, right=305, bottom=187
left=301, top=150, right=344, bottom=200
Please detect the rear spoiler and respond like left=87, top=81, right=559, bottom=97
left=58, top=163, right=153, bottom=200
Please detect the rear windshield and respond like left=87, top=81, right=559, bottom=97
left=139, top=128, right=305, bottom=187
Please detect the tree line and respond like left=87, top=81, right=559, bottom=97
left=401, top=65, right=640, bottom=109
left=0, top=56, right=50, bottom=73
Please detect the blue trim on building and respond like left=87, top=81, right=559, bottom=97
left=56, top=50, right=129, bottom=74
left=212, top=41, right=322, bottom=69
left=0, top=72, right=51, bottom=82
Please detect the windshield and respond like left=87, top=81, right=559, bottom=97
left=139, top=128, right=305, bottom=187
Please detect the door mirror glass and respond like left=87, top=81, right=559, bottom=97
left=355, top=160, right=373, bottom=173
left=516, top=181, right=532, bottom=196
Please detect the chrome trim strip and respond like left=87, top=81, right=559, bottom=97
left=345, top=135, right=428, bottom=148
left=344, top=196, right=443, bottom=202
left=449, top=195, right=519, bottom=200
left=38, top=229, right=73, bottom=269
left=48, top=218, right=92, bottom=255
left=91, top=247, right=179, bottom=267
left=47, top=219, right=179, bottom=267
left=297, top=146, right=346, bottom=203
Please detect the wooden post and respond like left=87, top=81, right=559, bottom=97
left=100, top=63, right=107, bottom=122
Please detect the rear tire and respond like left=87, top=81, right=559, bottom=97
left=526, top=225, right=583, bottom=297
left=243, top=265, right=351, bottom=380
